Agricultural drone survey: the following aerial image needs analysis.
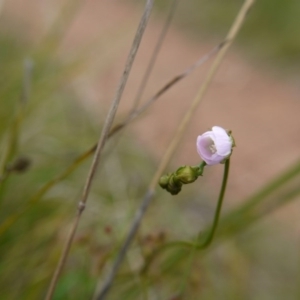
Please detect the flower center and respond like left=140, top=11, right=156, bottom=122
left=209, top=143, right=217, bottom=154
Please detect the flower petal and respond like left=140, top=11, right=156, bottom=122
left=196, top=133, right=214, bottom=159
left=212, top=126, right=232, bottom=156
left=203, top=153, right=223, bottom=165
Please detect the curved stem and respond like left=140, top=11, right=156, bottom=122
left=196, top=158, right=230, bottom=249
left=177, top=160, right=229, bottom=296
left=141, top=159, right=230, bottom=275
left=196, top=161, right=206, bottom=176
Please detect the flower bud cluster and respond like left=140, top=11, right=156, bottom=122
left=159, top=165, right=204, bottom=195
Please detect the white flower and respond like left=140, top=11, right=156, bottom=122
left=196, top=126, right=233, bottom=165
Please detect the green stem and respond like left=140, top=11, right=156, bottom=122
left=196, top=161, right=206, bottom=176
left=141, top=157, right=300, bottom=277
left=178, top=159, right=230, bottom=297
left=196, top=158, right=230, bottom=249
left=141, top=159, right=230, bottom=275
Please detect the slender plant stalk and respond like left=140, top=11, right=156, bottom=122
left=129, top=0, right=179, bottom=114
left=197, top=159, right=230, bottom=248
left=203, top=177, right=300, bottom=242
left=109, top=41, right=222, bottom=137
left=0, top=42, right=221, bottom=235
left=147, top=0, right=254, bottom=190
left=214, top=161, right=300, bottom=240
left=142, top=157, right=300, bottom=274
left=0, top=147, right=93, bottom=235
left=95, top=190, right=155, bottom=300
left=96, top=0, right=255, bottom=298
left=141, top=159, right=230, bottom=275
left=217, top=157, right=300, bottom=232
left=97, top=1, right=178, bottom=295
left=44, top=1, right=154, bottom=299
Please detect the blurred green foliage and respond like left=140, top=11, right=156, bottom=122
left=1, top=2, right=300, bottom=299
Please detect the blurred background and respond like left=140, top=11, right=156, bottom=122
left=1, top=0, right=300, bottom=299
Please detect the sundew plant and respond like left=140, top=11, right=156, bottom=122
left=1, top=0, right=300, bottom=299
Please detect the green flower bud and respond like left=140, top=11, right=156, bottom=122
left=174, top=166, right=199, bottom=184
left=167, top=174, right=182, bottom=195
left=159, top=162, right=206, bottom=195
left=159, top=174, right=170, bottom=189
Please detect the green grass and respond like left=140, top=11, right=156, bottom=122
left=1, top=2, right=300, bottom=299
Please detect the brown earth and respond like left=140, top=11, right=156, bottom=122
left=3, top=0, right=300, bottom=225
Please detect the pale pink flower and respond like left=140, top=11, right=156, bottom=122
left=196, top=126, right=233, bottom=165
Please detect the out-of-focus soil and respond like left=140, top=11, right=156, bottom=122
left=3, top=1, right=300, bottom=224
